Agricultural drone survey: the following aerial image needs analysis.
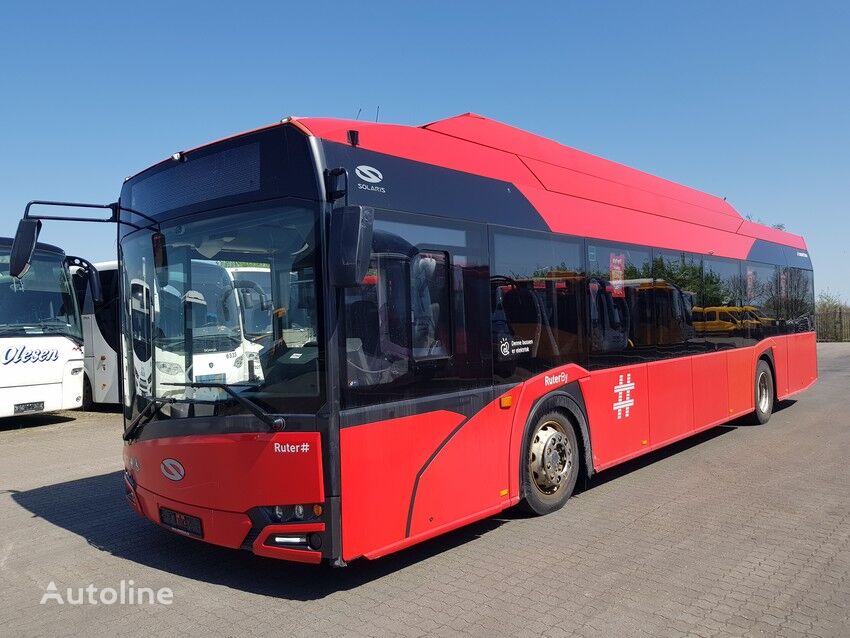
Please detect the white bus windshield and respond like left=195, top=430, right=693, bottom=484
left=0, top=245, right=82, bottom=341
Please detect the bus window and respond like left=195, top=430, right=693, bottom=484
left=784, top=267, right=815, bottom=333
left=491, top=229, right=584, bottom=380
left=701, top=257, right=745, bottom=349
left=341, top=213, right=490, bottom=408
left=745, top=262, right=779, bottom=342
left=411, top=251, right=450, bottom=360
left=586, top=241, right=652, bottom=367
left=652, top=250, right=699, bottom=353
left=343, top=255, right=411, bottom=391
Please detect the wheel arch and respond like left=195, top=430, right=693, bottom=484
left=521, top=382, right=594, bottom=492
left=757, top=346, right=777, bottom=398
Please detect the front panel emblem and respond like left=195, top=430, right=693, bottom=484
left=160, top=458, right=185, bottom=481
left=355, top=165, right=383, bottom=183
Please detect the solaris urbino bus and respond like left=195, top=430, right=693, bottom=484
left=8, top=114, right=817, bottom=565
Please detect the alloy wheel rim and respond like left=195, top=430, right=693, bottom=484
left=529, top=420, right=573, bottom=495
left=758, top=371, right=770, bottom=413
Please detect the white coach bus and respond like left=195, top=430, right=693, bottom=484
left=0, top=237, right=86, bottom=417
left=76, top=261, right=121, bottom=407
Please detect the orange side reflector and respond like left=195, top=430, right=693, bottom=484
left=499, top=396, right=513, bottom=409
left=641, top=439, right=648, bottom=445
left=499, top=489, right=509, bottom=497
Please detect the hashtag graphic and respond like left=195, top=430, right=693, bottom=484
left=613, top=373, right=635, bottom=419
left=300, top=443, right=310, bottom=453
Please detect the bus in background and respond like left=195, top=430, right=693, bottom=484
left=143, top=259, right=260, bottom=404
left=1, top=237, right=85, bottom=417
left=226, top=266, right=272, bottom=377
left=76, top=261, right=121, bottom=408
left=8, top=114, right=817, bottom=565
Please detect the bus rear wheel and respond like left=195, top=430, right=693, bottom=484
left=748, top=359, right=774, bottom=425
left=521, top=411, right=579, bottom=515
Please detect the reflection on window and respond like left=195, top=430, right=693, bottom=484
left=411, top=252, right=450, bottom=360
left=491, top=230, right=583, bottom=380
left=745, top=262, right=779, bottom=340
left=587, top=242, right=652, bottom=357
left=784, top=268, right=815, bottom=333
left=698, top=257, right=745, bottom=348
left=119, top=201, right=324, bottom=420
left=344, top=256, right=411, bottom=389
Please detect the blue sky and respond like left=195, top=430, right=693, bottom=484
left=1, top=1, right=848, bottom=298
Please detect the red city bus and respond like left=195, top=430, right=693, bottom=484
left=9, top=114, right=817, bottom=565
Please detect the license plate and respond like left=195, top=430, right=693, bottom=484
left=196, top=374, right=226, bottom=384
left=14, top=402, right=44, bottom=414
left=159, top=507, right=204, bottom=537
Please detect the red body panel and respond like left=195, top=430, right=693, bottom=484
left=771, top=337, right=791, bottom=398
left=409, top=399, right=512, bottom=538
left=727, top=348, right=755, bottom=416
left=123, top=432, right=324, bottom=513
left=522, top=157, right=742, bottom=235
left=647, top=358, right=695, bottom=445
left=785, top=332, right=818, bottom=395
left=582, top=365, right=651, bottom=470
left=295, top=114, right=808, bottom=258
left=422, top=113, right=740, bottom=219
left=339, top=410, right=465, bottom=561
left=692, top=351, right=731, bottom=428
left=521, top=187, right=757, bottom=260
left=133, top=484, right=252, bottom=549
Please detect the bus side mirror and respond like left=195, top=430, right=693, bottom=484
left=329, top=205, right=373, bottom=287
left=232, top=280, right=270, bottom=310
left=9, top=218, right=43, bottom=278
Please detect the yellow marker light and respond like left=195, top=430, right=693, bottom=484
left=499, top=396, right=513, bottom=409
left=499, top=489, right=509, bottom=497
left=641, top=439, right=648, bottom=445
left=312, top=504, right=323, bottom=517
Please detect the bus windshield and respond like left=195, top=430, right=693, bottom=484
left=0, top=245, right=82, bottom=341
left=119, top=199, right=323, bottom=420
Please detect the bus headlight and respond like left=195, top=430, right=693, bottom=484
left=156, top=361, right=183, bottom=375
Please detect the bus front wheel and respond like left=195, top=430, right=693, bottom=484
left=521, top=411, right=579, bottom=515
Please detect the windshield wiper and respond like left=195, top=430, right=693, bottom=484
left=161, top=382, right=285, bottom=432
left=123, top=396, right=177, bottom=441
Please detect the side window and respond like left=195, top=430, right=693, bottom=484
left=343, top=255, right=411, bottom=390
left=701, top=257, right=744, bottom=349
left=652, top=250, right=700, bottom=354
left=341, top=212, right=489, bottom=408
left=745, top=262, right=779, bottom=342
left=586, top=241, right=652, bottom=366
left=411, top=251, right=450, bottom=360
left=491, top=229, right=584, bottom=382
left=785, top=268, right=815, bottom=333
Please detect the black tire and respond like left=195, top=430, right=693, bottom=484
left=82, top=375, right=93, bottom=411
left=520, top=411, right=580, bottom=515
left=747, top=359, right=774, bottom=425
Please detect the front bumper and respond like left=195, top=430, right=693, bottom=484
left=124, top=472, right=326, bottom=564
